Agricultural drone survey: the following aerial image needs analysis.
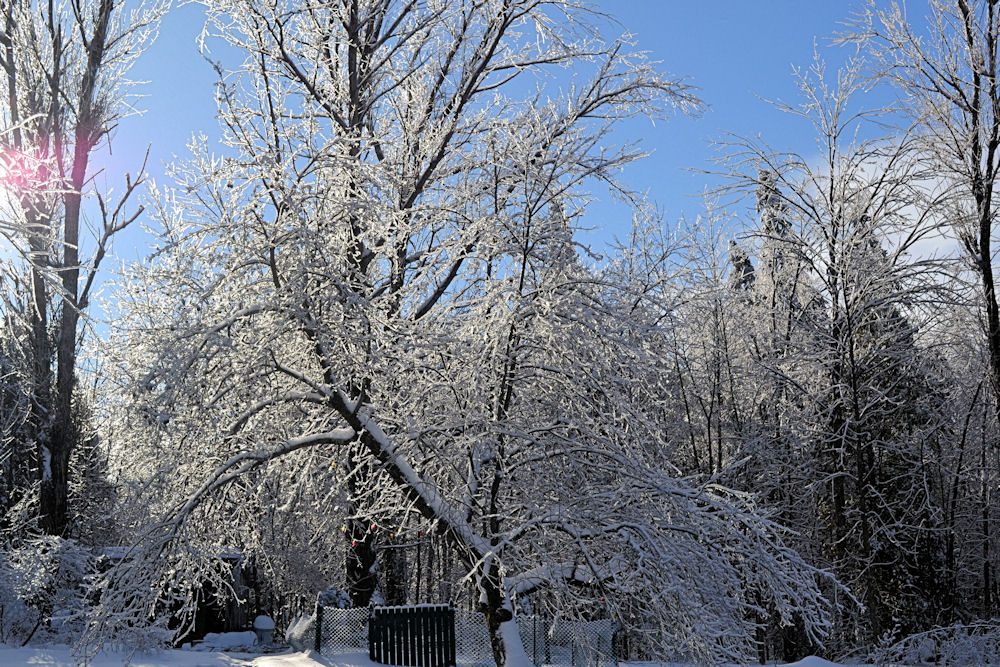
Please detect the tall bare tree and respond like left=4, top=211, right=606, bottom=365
left=716, top=53, right=956, bottom=653
left=851, top=0, right=1000, bottom=616
left=0, top=0, right=166, bottom=536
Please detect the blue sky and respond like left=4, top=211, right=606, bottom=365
left=104, top=1, right=908, bottom=264
left=606, top=2, right=882, bottom=221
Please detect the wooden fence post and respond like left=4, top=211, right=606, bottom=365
left=315, top=603, right=324, bottom=653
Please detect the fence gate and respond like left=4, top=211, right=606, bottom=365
left=369, top=604, right=456, bottom=667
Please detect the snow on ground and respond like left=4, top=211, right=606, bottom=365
left=185, top=631, right=259, bottom=652
left=0, top=644, right=337, bottom=666
left=620, top=661, right=855, bottom=667
left=0, top=644, right=245, bottom=665
left=0, top=643, right=884, bottom=667
left=788, top=659, right=845, bottom=667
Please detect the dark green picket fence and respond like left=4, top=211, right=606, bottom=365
left=368, top=604, right=457, bottom=667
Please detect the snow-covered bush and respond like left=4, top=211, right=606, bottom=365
left=871, top=622, right=1000, bottom=666
left=0, top=536, right=94, bottom=644
left=0, top=551, right=35, bottom=644
left=79, top=544, right=214, bottom=658
left=317, top=588, right=350, bottom=609
left=285, top=612, right=314, bottom=652
left=77, top=613, right=175, bottom=660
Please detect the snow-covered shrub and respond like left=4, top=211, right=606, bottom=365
left=0, top=536, right=94, bottom=644
left=871, top=621, right=1000, bottom=665
left=0, top=550, right=36, bottom=644
left=76, top=613, right=175, bottom=660
left=79, top=543, right=208, bottom=658
left=317, top=587, right=351, bottom=609
left=285, top=612, right=314, bottom=652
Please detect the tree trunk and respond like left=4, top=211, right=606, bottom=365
left=345, top=516, right=377, bottom=607
left=38, top=425, right=73, bottom=536
left=983, top=425, right=993, bottom=617
left=345, top=446, right=378, bottom=607
left=481, top=575, right=531, bottom=667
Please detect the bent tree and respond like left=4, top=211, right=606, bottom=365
left=97, top=1, right=832, bottom=663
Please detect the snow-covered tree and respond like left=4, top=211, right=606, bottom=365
left=0, top=0, right=166, bottom=537
left=719, top=55, right=955, bottom=652
left=851, top=0, right=1000, bottom=620
left=89, top=1, right=838, bottom=663
left=0, top=292, right=32, bottom=533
